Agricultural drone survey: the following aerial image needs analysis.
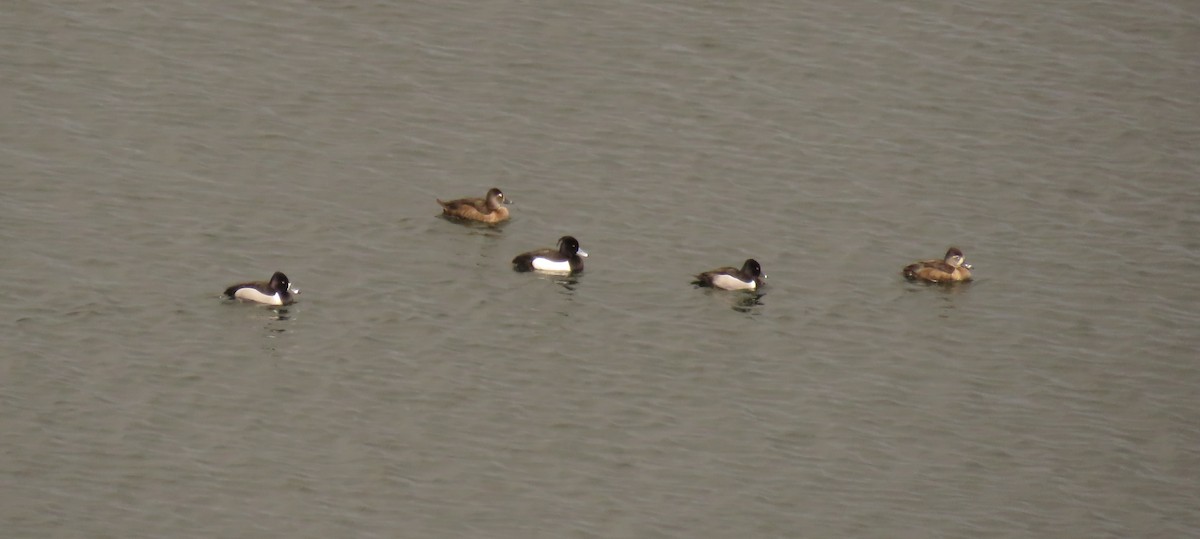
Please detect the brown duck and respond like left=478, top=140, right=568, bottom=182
left=437, top=187, right=511, bottom=223
left=903, top=247, right=973, bottom=283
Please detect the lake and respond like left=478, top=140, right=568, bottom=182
left=2, top=1, right=1198, bottom=537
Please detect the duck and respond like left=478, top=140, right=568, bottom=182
left=693, top=259, right=765, bottom=290
left=223, top=271, right=299, bottom=305
left=512, top=236, right=587, bottom=274
left=437, top=187, right=512, bottom=223
left=902, top=247, right=973, bottom=283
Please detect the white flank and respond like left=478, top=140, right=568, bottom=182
left=710, top=274, right=755, bottom=291
left=234, top=287, right=283, bottom=305
left=531, top=257, right=573, bottom=273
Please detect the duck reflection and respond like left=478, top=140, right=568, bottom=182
left=554, top=275, right=581, bottom=292
left=729, top=291, right=766, bottom=313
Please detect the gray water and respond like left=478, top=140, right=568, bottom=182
left=3, top=1, right=1198, bottom=537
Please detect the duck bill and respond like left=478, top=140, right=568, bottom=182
left=577, top=249, right=589, bottom=258
left=289, top=285, right=301, bottom=295
left=962, top=263, right=973, bottom=270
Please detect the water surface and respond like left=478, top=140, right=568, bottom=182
left=2, top=1, right=1198, bottom=537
